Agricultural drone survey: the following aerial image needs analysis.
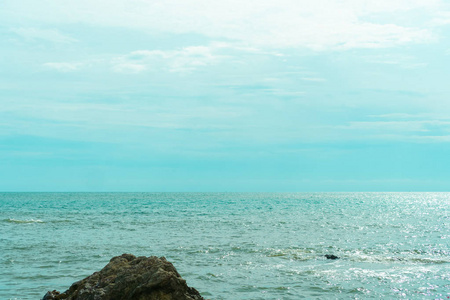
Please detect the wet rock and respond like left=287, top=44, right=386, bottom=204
left=42, top=254, right=205, bottom=300
left=325, top=254, right=339, bottom=260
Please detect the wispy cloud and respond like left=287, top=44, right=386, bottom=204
left=337, top=118, right=450, bottom=143
left=35, top=42, right=281, bottom=75
left=430, top=11, right=450, bottom=26
left=112, top=46, right=226, bottom=73
left=3, top=0, right=445, bottom=50
left=11, top=27, right=77, bottom=43
left=111, top=63, right=146, bottom=74
left=43, top=62, right=82, bottom=72
left=363, top=54, right=428, bottom=69
left=368, top=113, right=426, bottom=119
left=0, top=98, right=245, bottom=137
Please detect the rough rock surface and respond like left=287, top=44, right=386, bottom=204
left=42, top=254, right=205, bottom=300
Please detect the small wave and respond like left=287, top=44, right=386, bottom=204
left=266, top=248, right=317, bottom=261
left=409, top=257, right=449, bottom=264
left=347, top=253, right=450, bottom=264
left=4, top=218, right=44, bottom=224
left=265, top=248, right=450, bottom=265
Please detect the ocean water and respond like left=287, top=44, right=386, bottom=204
left=0, top=192, right=449, bottom=299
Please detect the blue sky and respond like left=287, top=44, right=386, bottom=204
left=2, top=0, right=450, bottom=191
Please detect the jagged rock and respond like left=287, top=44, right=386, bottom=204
left=43, top=254, right=205, bottom=300
left=325, top=254, right=339, bottom=260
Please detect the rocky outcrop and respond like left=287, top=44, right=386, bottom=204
left=43, top=254, right=205, bottom=300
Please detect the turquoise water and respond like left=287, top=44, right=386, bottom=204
left=0, top=192, right=449, bottom=299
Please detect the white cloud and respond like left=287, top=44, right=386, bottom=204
left=37, top=42, right=274, bottom=75
left=11, top=27, right=77, bottom=43
left=3, top=0, right=446, bottom=50
left=43, top=62, right=82, bottom=72
left=430, top=11, right=450, bottom=26
left=112, top=46, right=225, bottom=73
left=337, top=0, right=441, bottom=14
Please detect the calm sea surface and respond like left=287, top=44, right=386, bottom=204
left=0, top=192, right=449, bottom=299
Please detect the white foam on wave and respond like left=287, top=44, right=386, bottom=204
left=5, top=218, right=44, bottom=224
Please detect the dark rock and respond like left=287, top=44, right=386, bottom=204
left=43, top=290, right=61, bottom=299
left=325, top=254, right=339, bottom=260
left=42, top=254, right=205, bottom=300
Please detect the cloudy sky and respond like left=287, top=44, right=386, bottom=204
left=2, top=0, right=450, bottom=191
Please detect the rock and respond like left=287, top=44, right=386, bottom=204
left=324, top=254, right=339, bottom=260
left=43, top=254, right=205, bottom=300
left=43, top=290, right=61, bottom=299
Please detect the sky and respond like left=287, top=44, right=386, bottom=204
left=1, top=0, right=450, bottom=191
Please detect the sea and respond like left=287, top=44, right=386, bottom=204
left=0, top=192, right=449, bottom=299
